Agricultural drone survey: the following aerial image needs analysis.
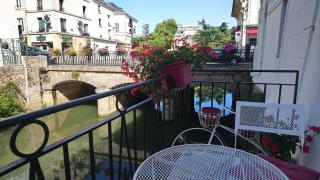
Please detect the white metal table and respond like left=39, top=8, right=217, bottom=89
left=134, top=144, right=288, bottom=180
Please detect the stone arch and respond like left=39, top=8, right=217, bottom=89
left=42, top=80, right=97, bottom=107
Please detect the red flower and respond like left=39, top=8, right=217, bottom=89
left=130, top=51, right=137, bottom=58
left=305, top=135, right=314, bottom=143
left=262, top=136, right=270, bottom=146
left=271, top=145, right=280, bottom=153
left=303, top=145, right=310, bottom=153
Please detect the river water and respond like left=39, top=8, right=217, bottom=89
left=0, top=88, right=233, bottom=179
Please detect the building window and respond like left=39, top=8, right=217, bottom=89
left=38, top=18, right=45, bottom=32
left=114, top=23, right=119, bottom=32
left=276, top=0, right=288, bottom=58
left=99, top=19, right=102, bottom=27
left=84, top=24, right=89, bottom=34
left=17, top=18, right=24, bottom=34
left=37, top=0, right=43, bottom=10
left=98, top=5, right=101, bottom=13
left=83, top=6, right=86, bottom=17
left=16, top=0, right=21, bottom=7
left=59, top=0, right=64, bottom=11
left=60, top=18, right=67, bottom=33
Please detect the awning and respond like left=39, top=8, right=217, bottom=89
left=246, top=28, right=257, bottom=35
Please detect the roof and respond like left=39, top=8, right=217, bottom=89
left=93, top=0, right=114, bottom=11
left=107, top=2, right=138, bottom=22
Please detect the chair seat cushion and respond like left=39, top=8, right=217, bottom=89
left=257, top=153, right=320, bottom=180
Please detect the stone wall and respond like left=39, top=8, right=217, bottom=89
left=0, top=65, right=27, bottom=101
left=22, top=56, right=48, bottom=110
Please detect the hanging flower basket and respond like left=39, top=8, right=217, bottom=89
left=159, top=60, right=192, bottom=90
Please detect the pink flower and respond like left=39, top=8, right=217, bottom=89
left=303, top=145, right=310, bottom=153
left=211, top=53, right=219, bottom=59
left=305, top=135, right=314, bottom=143
left=271, top=145, right=280, bottom=153
left=262, top=136, right=270, bottom=146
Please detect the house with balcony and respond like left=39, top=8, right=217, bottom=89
left=13, top=0, right=136, bottom=52
left=174, top=25, right=200, bottom=45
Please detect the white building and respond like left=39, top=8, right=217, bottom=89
left=12, top=0, right=137, bottom=52
left=0, top=0, right=19, bottom=39
left=174, top=25, right=200, bottom=44
left=107, top=2, right=137, bottom=51
left=252, top=0, right=320, bottom=171
left=232, top=0, right=260, bottom=58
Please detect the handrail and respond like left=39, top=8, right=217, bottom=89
left=0, top=76, right=166, bottom=128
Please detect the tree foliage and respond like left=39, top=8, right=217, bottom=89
left=193, top=19, right=234, bottom=48
left=133, top=19, right=178, bottom=48
left=0, top=81, right=24, bottom=119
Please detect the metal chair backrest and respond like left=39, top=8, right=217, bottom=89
left=235, top=101, right=305, bottom=146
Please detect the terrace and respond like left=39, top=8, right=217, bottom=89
left=0, top=68, right=308, bottom=179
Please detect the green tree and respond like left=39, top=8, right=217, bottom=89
left=131, top=35, right=146, bottom=46
left=193, top=20, right=233, bottom=48
left=148, top=19, right=177, bottom=48
left=0, top=81, right=24, bottom=119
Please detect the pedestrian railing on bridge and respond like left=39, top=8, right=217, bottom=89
left=48, top=52, right=132, bottom=66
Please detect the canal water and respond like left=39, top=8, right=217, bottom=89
left=0, top=88, right=233, bottom=179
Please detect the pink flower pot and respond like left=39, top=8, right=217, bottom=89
left=159, top=61, right=192, bottom=90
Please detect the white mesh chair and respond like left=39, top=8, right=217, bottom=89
left=234, top=101, right=305, bottom=151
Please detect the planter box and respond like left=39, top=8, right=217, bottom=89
left=159, top=61, right=192, bottom=90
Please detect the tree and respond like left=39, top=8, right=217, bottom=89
left=0, top=81, right=24, bottom=119
left=131, top=36, right=146, bottom=46
left=193, top=20, right=233, bottom=48
left=148, top=19, right=178, bottom=48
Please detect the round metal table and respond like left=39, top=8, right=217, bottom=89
left=134, top=144, right=288, bottom=180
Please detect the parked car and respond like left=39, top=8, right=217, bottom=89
left=208, top=48, right=244, bottom=65
left=21, top=46, right=49, bottom=57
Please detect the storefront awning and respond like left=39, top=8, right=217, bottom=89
left=246, top=27, right=258, bottom=35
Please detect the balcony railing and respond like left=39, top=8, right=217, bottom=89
left=48, top=52, right=132, bottom=66
left=0, top=69, right=299, bottom=179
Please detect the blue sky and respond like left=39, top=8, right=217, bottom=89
left=108, top=0, right=237, bottom=35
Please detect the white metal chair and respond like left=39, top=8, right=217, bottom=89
left=234, top=101, right=305, bottom=150
left=172, top=101, right=305, bottom=155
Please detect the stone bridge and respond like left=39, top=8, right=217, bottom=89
left=0, top=56, right=133, bottom=116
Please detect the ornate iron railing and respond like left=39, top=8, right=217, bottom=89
left=0, top=76, right=193, bottom=180
left=0, top=69, right=299, bottom=179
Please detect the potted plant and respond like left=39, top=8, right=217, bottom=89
left=52, top=48, right=62, bottom=56
left=82, top=45, right=93, bottom=61
left=122, top=35, right=211, bottom=92
left=65, top=48, right=77, bottom=63
left=260, top=125, right=320, bottom=162
left=116, top=47, right=126, bottom=56
left=1, top=41, right=9, bottom=49
left=98, top=47, right=109, bottom=60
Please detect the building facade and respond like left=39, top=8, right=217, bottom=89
left=252, top=0, right=320, bottom=171
left=13, top=0, right=137, bottom=52
left=108, top=2, right=137, bottom=51
left=174, top=25, right=200, bottom=45
left=232, top=0, right=260, bottom=59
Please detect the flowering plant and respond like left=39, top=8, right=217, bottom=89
left=64, top=48, right=77, bottom=56
left=98, top=48, right=109, bottom=56
left=121, top=35, right=212, bottom=94
left=261, top=125, right=320, bottom=162
left=116, top=47, right=126, bottom=56
left=81, top=45, right=93, bottom=56
left=222, top=43, right=237, bottom=54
